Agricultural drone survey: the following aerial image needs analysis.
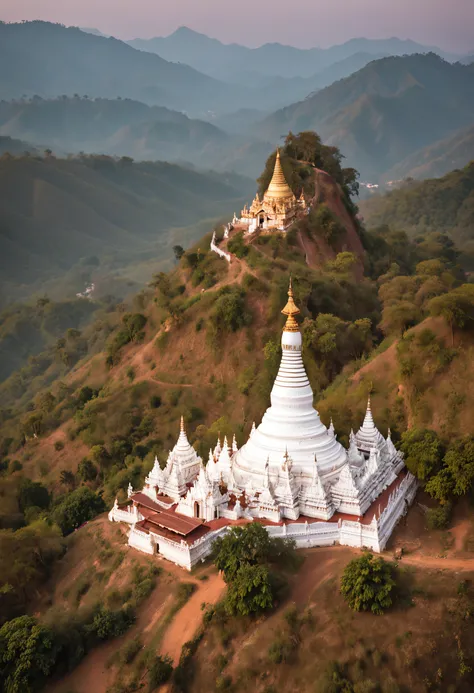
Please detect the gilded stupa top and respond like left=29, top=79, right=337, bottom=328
left=264, top=149, right=295, bottom=202
left=281, top=278, right=300, bottom=332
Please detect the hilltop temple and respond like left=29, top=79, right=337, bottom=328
left=109, top=282, right=417, bottom=570
left=239, top=149, right=306, bottom=232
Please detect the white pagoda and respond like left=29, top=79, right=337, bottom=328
left=109, top=281, right=417, bottom=570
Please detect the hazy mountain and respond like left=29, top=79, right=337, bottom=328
left=0, top=135, right=40, bottom=156
left=78, top=26, right=110, bottom=37
left=0, top=97, right=229, bottom=159
left=0, top=154, right=254, bottom=302
left=0, top=21, right=242, bottom=116
left=383, top=124, right=474, bottom=181
left=128, top=26, right=463, bottom=81
left=259, top=54, right=474, bottom=179
left=0, top=96, right=273, bottom=177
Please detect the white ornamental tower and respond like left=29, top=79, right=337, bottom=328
left=233, top=280, right=347, bottom=489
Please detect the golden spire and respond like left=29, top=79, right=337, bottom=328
left=265, top=148, right=295, bottom=201
left=281, top=277, right=300, bottom=332
left=180, top=415, right=185, bottom=433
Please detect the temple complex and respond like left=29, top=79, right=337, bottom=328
left=239, top=149, right=306, bottom=232
left=109, top=282, right=417, bottom=570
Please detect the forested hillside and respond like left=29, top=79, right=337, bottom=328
left=360, top=162, right=474, bottom=265
left=2, top=133, right=474, bottom=693
left=0, top=153, right=253, bottom=304
left=260, top=54, right=474, bottom=179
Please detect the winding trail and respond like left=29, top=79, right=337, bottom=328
left=160, top=572, right=226, bottom=665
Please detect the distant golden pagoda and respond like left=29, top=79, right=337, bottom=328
left=240, top=149, right=304, bottom=233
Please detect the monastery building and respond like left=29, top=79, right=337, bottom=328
left=109, top=282, right=417, bottom=570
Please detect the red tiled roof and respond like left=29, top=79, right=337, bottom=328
left=148, top=509, right=204, bottom=536
left=143, top=520, right=211, bottom=545
left=131, top=492, right=172, bottom=513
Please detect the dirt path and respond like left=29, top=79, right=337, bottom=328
left=161, top=572, right=226, bottom=665
left=398, top=553, right=474, bottom=572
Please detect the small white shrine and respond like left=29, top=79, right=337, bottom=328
left=109, top=282, right=417, bottom=570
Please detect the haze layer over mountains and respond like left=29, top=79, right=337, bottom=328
left=2, top=20, right=474, bottom=182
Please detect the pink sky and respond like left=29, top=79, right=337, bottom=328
left=2, top=0, right=474, bottom=52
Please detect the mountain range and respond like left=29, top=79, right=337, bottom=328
left=0, top=21, right=236, bottom=116
left=259, top=53, right=474, bottom=179
left=2, top=23, right=474, bottom=185
left=128, top=26, right=464, bottom=81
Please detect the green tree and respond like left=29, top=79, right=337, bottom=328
left=172, top=245, right=185, bottom=262
left=225, top=563, right=273, bottom=616
left=213, top=523, right=274, bottom=582
left=0, top=521, right=64, bottom=624
left=51, top=487, right=105, bottom=535
left=429, top=285, right=474, bottom=345
left=400, top=428, right=444, bottom=482
left=0, top=615, right=59, bottom=693
left=443, top=436, right=474, bottom=496
left=122, top=313, right=147, bottom=342
left=17, top=479, right=50, bottom=514
left=327, top=251, right=357, bottom=274
left=77, top=458, right=98, bottom=482
left=59, top=470, right=75, bottom=489
left=34, top=391, right=56, bottom=414
left=90, top=445, right=110, bottom=470
left=380, top=301, right=421, bottom=335
left=340, top=553, right=396, bottom=615
left=425, top=468, right=454, bottom=503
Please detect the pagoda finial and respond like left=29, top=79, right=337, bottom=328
left=281, top=277, right=300, bottom=332
left=180, top=415, right=185, bottom=433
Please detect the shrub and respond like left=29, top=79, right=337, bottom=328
left=148, top=654, right=173, bottom=689
left=268, top=636, right=295, bottom=664
left=340, top=553, right=396, bottom=615
left=86, top=606, right=134, bottom=640
left=54, top=440, right=65, bottom=451
left=120, top=635, right=142, bottom=664
left=426, top=501, right=452, bottom=529
left=150, top=395, right=162, bottom=409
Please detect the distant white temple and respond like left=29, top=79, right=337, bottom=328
left=109, top=281, right=416, bottom=570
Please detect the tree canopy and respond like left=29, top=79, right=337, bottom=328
left=340, top=553, right=396, bottom=615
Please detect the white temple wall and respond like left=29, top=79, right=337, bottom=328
left=128, top=527, right=154, bottom=555
left=109, top=504, right=141, bottom=525
left=210, top=233, right=231, bottom=262
left=376, top=473, right=418, bottom=551
left=118, top=475, right=417, bottom=569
